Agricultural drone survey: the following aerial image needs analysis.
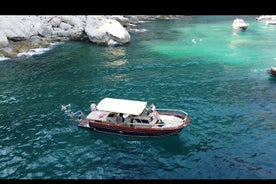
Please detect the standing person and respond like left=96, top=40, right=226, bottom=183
left=147, top=103, right=156, bottom=115
left=120, top=113, right=125, bottom=123
left=90, top=101, right=97, bottom=112
left=150, top=104, right=156, bottom=112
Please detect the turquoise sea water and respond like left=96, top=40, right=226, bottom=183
left=0, top=15, right=275, bottom=179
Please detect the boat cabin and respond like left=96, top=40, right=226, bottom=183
left=86, top=97, right=160, bottom=126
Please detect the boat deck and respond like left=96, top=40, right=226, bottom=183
left=83, top=110, right=185, bottom=129
left=159, top=114, right=184, bottom=128
left=86, top=111, right=109, bottom=121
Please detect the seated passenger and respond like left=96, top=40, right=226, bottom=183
left=149, top=111, right=162, bottom=124
left=115, top=113, right=122, bottom=123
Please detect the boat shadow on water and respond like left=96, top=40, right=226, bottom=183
left=268, top=75, right=276, bottom=82
left=267, top=74, right=276, bottom=84
left=85, top=129, right=186, bottom=156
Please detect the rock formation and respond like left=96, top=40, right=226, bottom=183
left=0, top=15, right=182, bottom=58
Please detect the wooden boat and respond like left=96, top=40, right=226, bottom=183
left=232, top=18, right=249, bottom=30
left=78, top=97, right=190, bottom=138
left=267, top=66, right=276, bottom=77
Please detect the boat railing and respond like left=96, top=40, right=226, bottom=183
left=156, top=108, right=189, bottom=117
left=129, top=122, right=160, bottom=127
left=156, top=108, right=190, bottom=125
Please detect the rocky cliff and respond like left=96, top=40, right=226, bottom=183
left=0, top=15, right=183, bottom=59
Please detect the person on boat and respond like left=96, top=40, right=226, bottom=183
left=148, top=104, right=163, bottom=124
left=115, top=113, right=123, bottom=123
left=151, top=104, right=156, bottom=111
left=150, top=110, right=161, bottom=122
left=120, top=113, right=125, bottom=123
left=148, top=104, right=156, bottom=114
left=90, top=101, right=97, bottom=112
left=129, top=115, right=134, bottom=127
left=147, top=104, right=156, bottom=115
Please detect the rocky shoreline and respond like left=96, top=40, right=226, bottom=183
left=0, top=15, right=183, bottom=59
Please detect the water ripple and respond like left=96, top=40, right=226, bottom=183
left=0, top=16, right=275, bottom=179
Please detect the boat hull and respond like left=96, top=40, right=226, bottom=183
left=78, top=117, right=190, bottom=138
left=74, top=97, right=190, bottom=138
left=232, top=25, right=248, bottom=30
left=232, top=18, right=249, bottom=30
left=268, top=68, right=276, bottom=77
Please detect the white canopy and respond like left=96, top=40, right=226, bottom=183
left=96, top=97, right=147, bottom=116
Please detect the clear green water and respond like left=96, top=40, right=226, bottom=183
left=0, top=15, right=275, bottom=179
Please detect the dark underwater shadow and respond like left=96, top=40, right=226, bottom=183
left=268, top=75, right=276, bottom=83
left=83, top=129, right=185, bottom=155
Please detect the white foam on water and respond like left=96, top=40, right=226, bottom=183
left=0, top=56, right=10, bottom=61
left=129, top=28, right=147, bottom=33
left=17, top=42, right=64, bottom=58
left=0, top=95, right=19, bottom=104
